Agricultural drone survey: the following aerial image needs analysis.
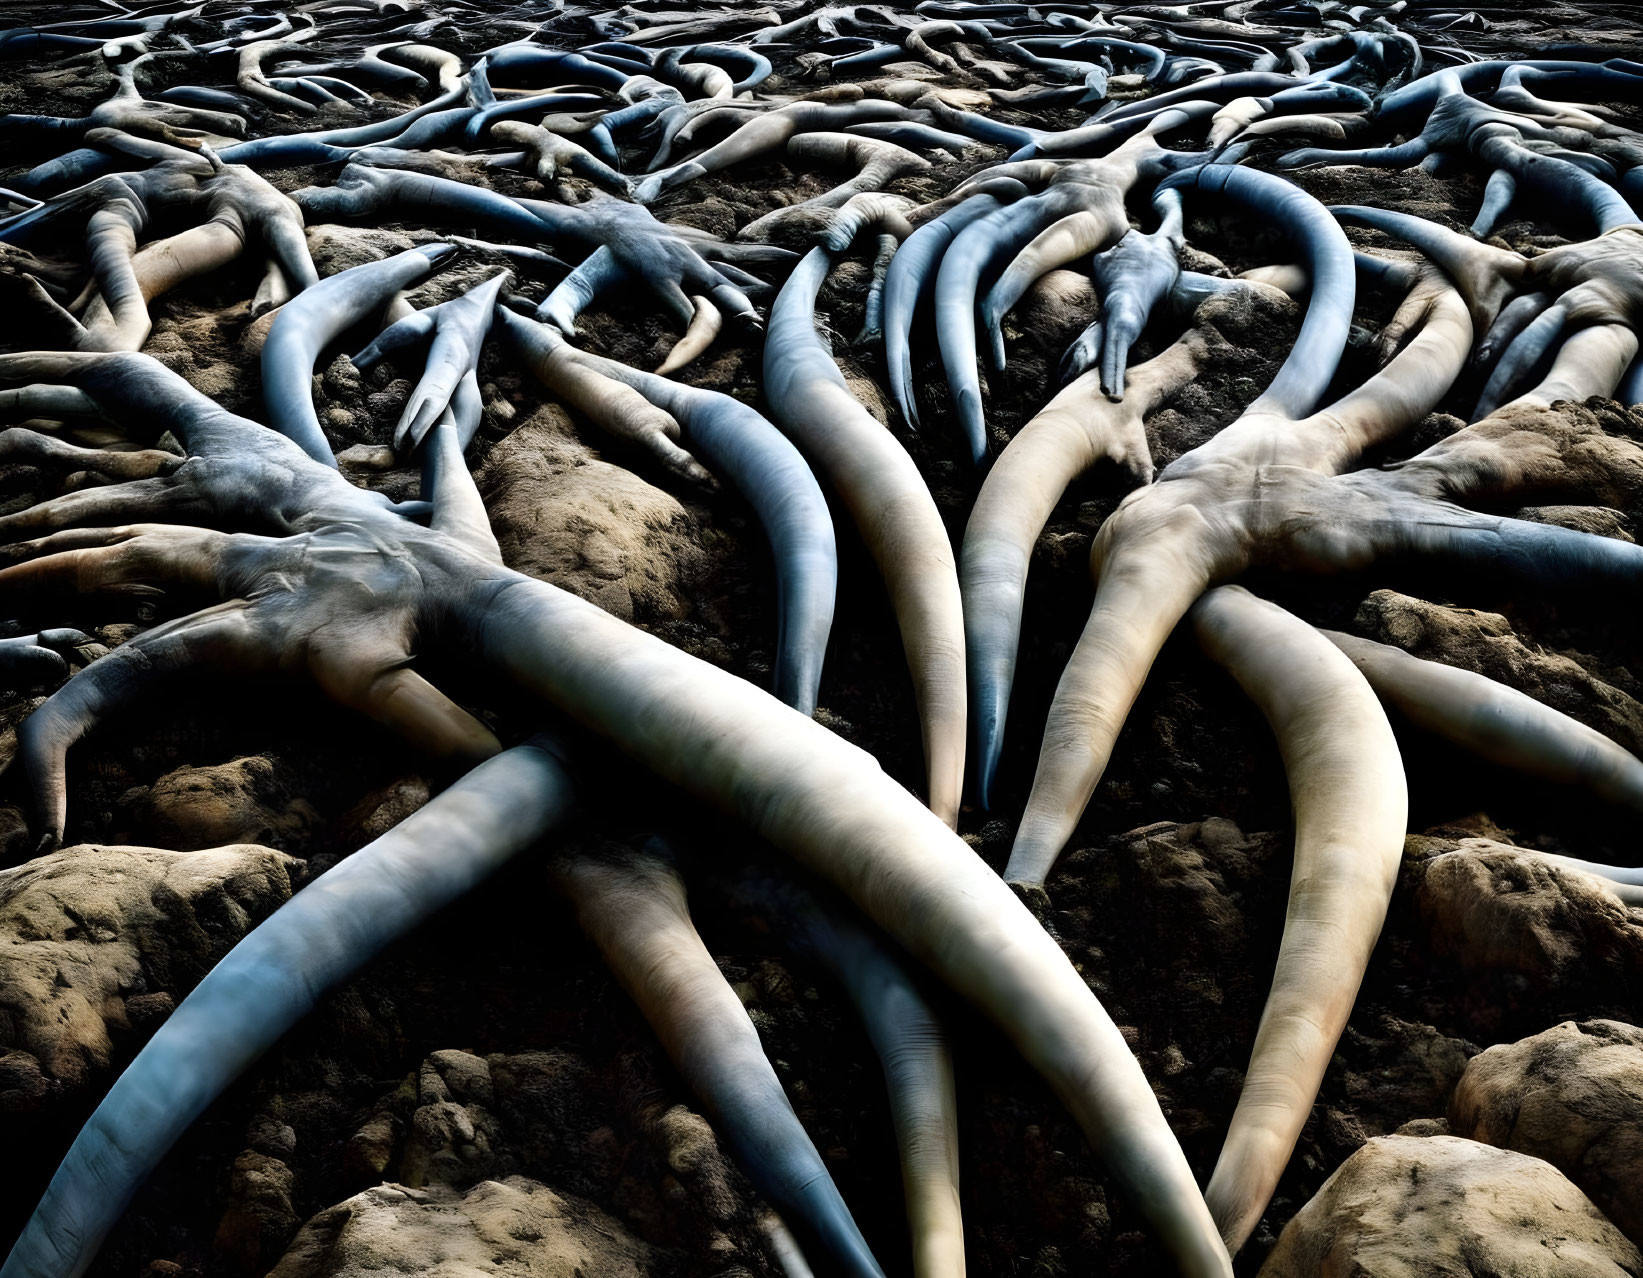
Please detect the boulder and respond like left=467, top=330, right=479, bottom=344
left=1259, top=1134, right=1643, bottom=1277
left=401, top=1050, right=501, bottom=1189
left=0, top=843, right=298, bottom=1110
left=214, top=1148, right=299, bottom=1272
left=1450, top=1019, right=1643, bottom=1244
left=267, top=1177, right=659, bottom=1278
left=1336, top=1014, right=1475, bottom=1126
left=1410, top=841, right=1643, bottom=995
left=1356, top=590, right=1643, bottom=756
left=119, top=755, right=319, bottom=851
left=476, top=403, right=710, bottom=622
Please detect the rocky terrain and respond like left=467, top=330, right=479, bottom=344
left=3, top=0, right=1643, bottom=1275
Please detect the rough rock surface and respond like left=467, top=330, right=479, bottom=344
left=1450, top=1019, right=1643, bottom=1245
left=1356, top=590, right=1643, bottom=756
left=283, top=1045, right=771, bottom=1274
left=1259, top=1134, right=1643, bottom=1278
left=267, top=1177, right=660, bottom=1278
left=119, top=756, right=320, bottom=852
left=215, top=1146, right=300, bottom=1273
left=0, top=843, right=298, bottom=1111
left=476, top=403, right=711, bottom=622
left=1444, top=396, right=1643, bottom=514
left=1409, top=841, right=1643, bottom=1003
left=401, top=1049, right=503, bottom=1189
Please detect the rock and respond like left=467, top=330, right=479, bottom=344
left=249, top=1114, right=299, bottom=1160
left=1355, top=590, right=1643, bottom=756
left=304, top=225, right=417, bottom=277
left=0, top=804, right=31, bottom=862
left=343, top=1112, right=399, bottom=1183
left=1516, top=505, right=1635, bottom=543
left=119, top=756, right=319, bottom=852
left=1337, top=1015, right=1476, bottom=1124
left=214, top=1148, right=299, bottom=1272
left=323, top=405, right=357, bottom=434
left=484, top=1050, right=592, bottom=1172
left=267, top=1177, right=660, bottom=1278
left=335, top=443, right=399, bottom=471
left=1450, top=1019, right=1643, bottom=1244
left=651, top=1103, right=743, bottom=1223
left=481, top=1051, right=765, bottom=1260
left=477, top=403, right=710, bottom=622
left=321, top=357, right=362, bottom=401
left=1430, top=396, right=1643, bottom=517
left=1120, top=818, right=1252, bottom=964
left=0, top=698, right=47, bottom=778
left=0, top=844, right=298, bottom=1109
left=339, top=776, right=431, bottom=847
left=1410, top=841, right=1643, bottom=999
left=402, top=1050, right=500, bottom=1189
left=403, top=1096, right=498, bottom=1189
left=1147, top=284, right=1296, bottom=467
left=1260, top=1134, right=1643, bottom=1277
